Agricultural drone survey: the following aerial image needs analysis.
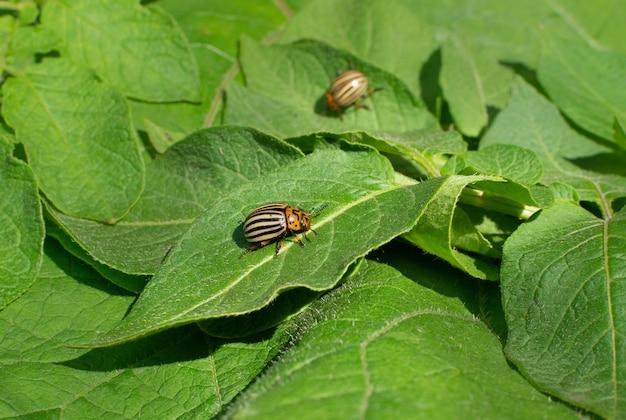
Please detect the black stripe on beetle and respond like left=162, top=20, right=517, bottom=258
left=242, top=203, right=323, bottom=256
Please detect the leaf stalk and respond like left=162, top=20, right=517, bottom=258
left=460, top=187, right=540, bottom=220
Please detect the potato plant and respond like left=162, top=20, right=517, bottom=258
left=1, top=0, right=625, bottom=418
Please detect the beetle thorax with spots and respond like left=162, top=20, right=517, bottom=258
left=285, top=206, right=310, bottom=233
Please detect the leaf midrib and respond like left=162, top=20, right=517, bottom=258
left=602, top=217, right=618, bottom=416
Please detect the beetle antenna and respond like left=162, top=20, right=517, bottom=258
left=310, top=203, right=328, bottom=217
left=368, top=86, right=383, bottom=97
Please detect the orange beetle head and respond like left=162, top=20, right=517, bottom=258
left=301, top=213, right=311, bottom=231
left=286, top=207, right=311, bottom=233
left=325, top=91, right=342, bottom=113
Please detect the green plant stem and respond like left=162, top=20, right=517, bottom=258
left=460, top=187, right=540, bottom=220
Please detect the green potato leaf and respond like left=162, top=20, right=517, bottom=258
left=46, top=224, right=148, bottom=294
left=440, top=36, right=489, bottom=137
left=538, top=36, right=626, bottom=145
left=542, top=0, right=626, bottom=55
left=288, top=129, right=466, bottom=178
left=224, top=259, right=575, bottom=419
left=0, top=150, right=44, bottom=310
left=403, top=175, right=501, bottom=280
left=465, top=144, right=543, bottom=185
left=5, top=24, right=60, bottom=70
left=160, top=0, right=284, bottom=54
left=41, top=0, right=200, bottom=102
left=3, top=1, right=625, bottom=415
left=0, top=242, right=288, bottom=418
left=84, top=149, right=446, bottom=347
left=224, top=38, right=436, bottom=138
left=400, top=0, right=547, bottom=66
left=281, top=0, right=539, bottom=113
left=130, top=0, right=285, bottom=136
left=47, top=127, right=303, bottom=275
left=482, top=78, right=626, bottom=214
left=502, top=204, right=626, bottom=418
left=0, top=242, right=135, bottom=364
left=2, top=58, right=145, bottom=222
left=451, top=206, right=497, bottom=258
left=280, top=0, right=436, bottom=97
left=129, top=45, right=226, bottom=136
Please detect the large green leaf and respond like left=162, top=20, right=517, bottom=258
left=2, top=59, right=145, bottom=222
left=464, top=144, right=543, bottom=185
left=440, top=35, right=489, bottom=136
left=403, top=175, right=500, bottom=280
left=129, top=45, right=228, bottom=139
left=502, top=204, right=626, bottom=418
left=280, top=0, right=435, bottom=97
left=538, top=36, right=626, bottom=145
left=281, top=0, right=539, bottom=113
left=46, top=224, right=147, bottom=294
left=41, top=0, right=199, bottom=102
left=224, top=258, right=574, bottom=418
left=0, top=242, right=288, bottom=418
left=288, top=129, right=466, bottom=178
left=5, top=19, right=60, bottom=70
left=0, top=242, right=134, bottom=363
left=400, top=0, right=548, bottom=65
left=47, top=127, right=303, bottom=275
left=85, top=149, right=445, bottom=347
left=0, top=149, right=44, bottom=310
left=160, top=0, right=284, bottom=54
left=541, top=0, right=626, bottom=55
left=223, top=38, right=436, bottom=138
left=450, top=206, right=497, bottom=258
left=130, top=0, right=286, bottom=136
left=481, top=78, right=626, bottom=214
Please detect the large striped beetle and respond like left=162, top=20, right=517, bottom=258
left=242, top=203, right=327, bottom=256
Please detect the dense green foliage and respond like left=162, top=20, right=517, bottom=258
left=0, top=0, right=624, bottom=418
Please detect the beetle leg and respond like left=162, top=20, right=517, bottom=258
left=309, top=203, right=328, bottom=216
left=274, top=239, right=284, bottom=256
left=354, top=99, right=370, bottom=110
left=295, top=235, right=305, bottom=247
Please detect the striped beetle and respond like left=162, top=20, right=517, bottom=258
left=325, top=70, right=377, bottom=114
left=242, top=203, right=326, bottom=256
